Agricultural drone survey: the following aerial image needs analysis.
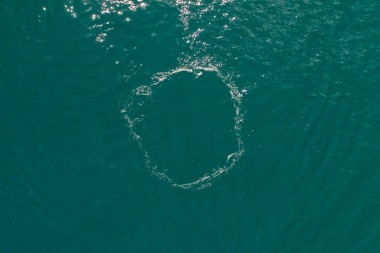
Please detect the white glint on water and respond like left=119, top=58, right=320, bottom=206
left=101, top=0, right=147, bottom=14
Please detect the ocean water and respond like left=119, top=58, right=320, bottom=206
left=1, top=0, right=380, bottom=252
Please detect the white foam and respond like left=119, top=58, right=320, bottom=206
left=121, top=59, right=245, bottom=190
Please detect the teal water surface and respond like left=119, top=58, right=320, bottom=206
left=1, top=0, right=380, bottom=252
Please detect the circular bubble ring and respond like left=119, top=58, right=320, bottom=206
left=121, top=63, right=245, bottom=190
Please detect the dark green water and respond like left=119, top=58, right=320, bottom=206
left=1, top=0, right=380, bottom=252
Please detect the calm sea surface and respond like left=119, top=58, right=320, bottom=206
left=1, top=0, right=380, bottom=252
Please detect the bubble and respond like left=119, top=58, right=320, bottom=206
left=121, top=64, right=244, bottom=190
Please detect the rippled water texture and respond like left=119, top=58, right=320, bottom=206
left=1, top=0, right=380, bottom=252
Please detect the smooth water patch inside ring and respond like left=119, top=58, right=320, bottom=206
left=123, top=68, right=244, bottom=189
left=136, top=71, right=237, bottom=184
